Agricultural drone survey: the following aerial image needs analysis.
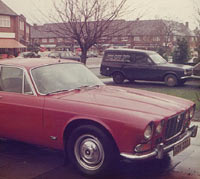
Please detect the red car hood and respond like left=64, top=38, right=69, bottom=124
left=52, top=86, right=193, bottom=118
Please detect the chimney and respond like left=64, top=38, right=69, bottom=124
left=185, top=22, right=189, bottom=28
left=33, top=23, right=38, bottom=30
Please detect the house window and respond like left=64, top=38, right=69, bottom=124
left=165, top=36, right=171, bottom=42
left=20, top=21, right=24, bottom=31
left=134, top=36, right=140, bottom=41
left=57, top=38, right=63, bottom=42
left=34, top=39, right=39, bottom=43
left=42, top=38, right=47, bottom=43
left=121, top=37, right=128, bottom=41
left=153, top=36, right=160, bottom=42
left=173, top=36, right=177, bottom=41
left=0, top=15, right=10, bottom=27
left=49, top=38, right=55, bottom=43
left=143, top=36, right=150, bottom=42
left=26, top=25, right=30, bottom=33
left=112, top=37, right=118, bottom=41
left=190, top=37, right=195, bottom=42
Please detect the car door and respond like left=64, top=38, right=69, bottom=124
left=0, top=66, right=44, bottom=145
left=123, top=52, right=158, bottom=81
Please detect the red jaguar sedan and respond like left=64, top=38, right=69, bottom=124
left=0, top=58, right=198, bottom=176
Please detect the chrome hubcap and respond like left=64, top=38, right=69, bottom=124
left=74, top=134, right=104, bottom=170
left=168, top=77, right=175, bottom=86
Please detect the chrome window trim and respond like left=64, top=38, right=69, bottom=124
left=0, top=65, right=36, bottom=96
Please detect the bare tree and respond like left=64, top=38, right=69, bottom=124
left=45, top=0, right=128, bottom=64
left=156, top=19, right=180, bottom=47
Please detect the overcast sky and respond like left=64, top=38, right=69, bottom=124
left=2, top=0, right=199, bottom=30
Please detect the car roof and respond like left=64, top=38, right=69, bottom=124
left=0, top=58, right=78, bottom=69
left=105, top=48, right=156, bottom=55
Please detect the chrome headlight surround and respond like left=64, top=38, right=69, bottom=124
left=189, top=106, right=195, bottom=119
left=185, top=110, right=190, bottom=120
left=144, top=123, right=154, bottom=141
left=156, top=120, right=164, bottom=135
left=184, top=68, right=193, bottom=75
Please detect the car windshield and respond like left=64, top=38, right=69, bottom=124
left=31, top=63, right=104, bottom=95
left=149, top=53, right=167, bottom=64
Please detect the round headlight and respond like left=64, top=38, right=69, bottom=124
left=189, top=107, right=195, bottom=119
left=156, top=121, right=164, bottom=134
left=144, top=124, right=153, bottom=140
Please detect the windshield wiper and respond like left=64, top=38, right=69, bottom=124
left=46, top=89, right=72, bottom=96
left=76, top=84, right=101, bottom=90
left=46, top=85, right=102, bottom=95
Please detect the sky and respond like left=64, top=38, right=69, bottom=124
left=2, top=0, right=199, bottom=30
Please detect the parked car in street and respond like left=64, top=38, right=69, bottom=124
left=38, top=51, right=51, bottom=58
left=0, top=58, right=198, bottom=176
left=100, top=49, right=198, bottom=86
left=87, top=51, right=98, bottom=58
left=48, top=51, right=80, bottom=61
left=17, top=52, right=40, bottom=58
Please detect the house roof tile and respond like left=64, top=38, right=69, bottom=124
left=0, top=0, right=17, bottom=16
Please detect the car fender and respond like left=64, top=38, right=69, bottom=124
left=60, top=114, right=147, bottom=154
left=61, top=115, right=117, bottom=148
left=163, top=71, right=179, bottom=80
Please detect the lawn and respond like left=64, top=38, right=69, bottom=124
left=143, top=87, right=200, bottom=110
left=103, top=78, right=200, bottom=111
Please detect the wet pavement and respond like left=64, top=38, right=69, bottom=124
left=0, top=121, right=199, bottom=179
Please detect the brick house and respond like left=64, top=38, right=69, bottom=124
left=31, top=19, right=197, bottom=54
left=0, top=0, right=31, bottom=57
left=98, top=20, right=196, bottom=50
left=31, top=23, right=75, bottom=51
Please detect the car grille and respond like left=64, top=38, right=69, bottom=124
left=165, top=113, right=185, bottom=140
left=193, top=63, right=200, bottom=75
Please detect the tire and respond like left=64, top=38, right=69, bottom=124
left=164, top=74, right=178, bottom=87
left=112, top=72, right=125, bottom=84
left=66, top=125, right=117, bottom=176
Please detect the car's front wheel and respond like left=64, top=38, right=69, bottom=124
left=67, top=125, right=117, bottom=176
left=164, top=74, right=178, bottom=87
left=112, top=72, right=125, bottom=84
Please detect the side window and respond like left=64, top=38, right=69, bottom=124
left=104, top=52, right=131, bottom=63
left=121, top=54, right=131, bottom=63
left=113, top=54, right=122, bottom=61
left=104, top=53, right=115, bottom=62
left=0, top=66, right=33, bottom=95
left=0, top=67, right=23, bottom=93
left=134, top=53, right=149, bottom=65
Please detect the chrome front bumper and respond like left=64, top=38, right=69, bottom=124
left=181, top=75, right=200, bottom=80
left=120, top=125, right=198, bottom=160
